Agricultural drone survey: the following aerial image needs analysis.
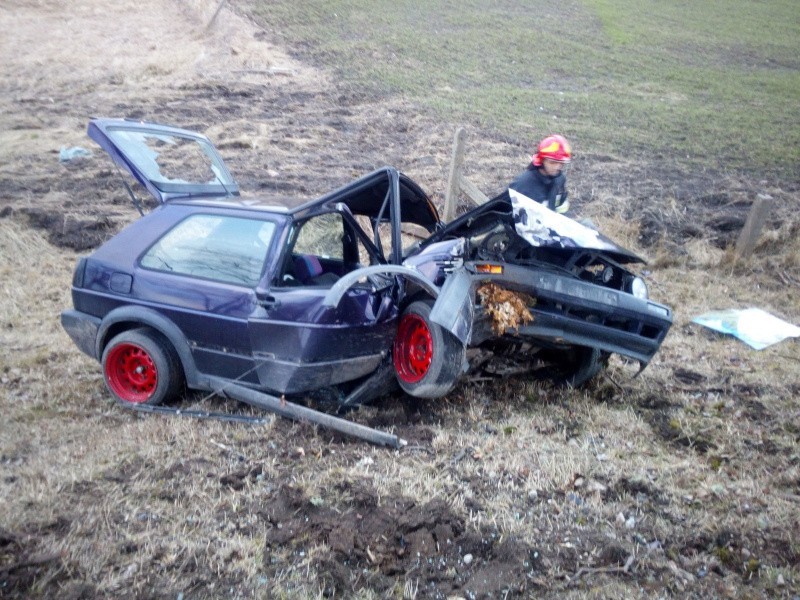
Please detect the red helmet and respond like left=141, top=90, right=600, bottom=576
left=532, top=134, right=572, bottom=167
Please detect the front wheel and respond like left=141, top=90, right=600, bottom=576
left=393, top=301, right=465, bottom=399
left=546, top=346, right=608, bottom=388
left=102, top=328, right=183, bottom=405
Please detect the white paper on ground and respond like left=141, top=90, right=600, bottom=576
left=692, top=308, right=800, bottom=350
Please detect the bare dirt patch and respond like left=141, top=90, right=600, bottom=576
left=260, top=483, right=531, bottom=598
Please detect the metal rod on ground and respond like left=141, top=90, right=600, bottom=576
left=206, top=377, right=405, bottom=449
left=123, top=402, right=273, bottom=425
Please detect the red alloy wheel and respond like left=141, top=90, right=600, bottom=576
left=104, top=342, right=158, bottom=403
left=393, top=313, right=434, bottom=384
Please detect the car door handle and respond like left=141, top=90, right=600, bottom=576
left=257, top=294, right=280, bottom=309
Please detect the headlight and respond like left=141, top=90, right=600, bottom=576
left=630, top=277, right=648, bottom=299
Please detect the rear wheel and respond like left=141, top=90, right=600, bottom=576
left=102, top=328, right=182, bottom=406
left=393, top=300, right=465, bottom=398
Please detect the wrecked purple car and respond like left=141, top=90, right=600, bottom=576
left=62, top=118, right=672, bottom=413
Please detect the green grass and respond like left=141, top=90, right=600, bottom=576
left=243, top=0, right=799, bottom=176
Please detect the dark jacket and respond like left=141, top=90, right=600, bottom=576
left=509, top=165, right=569, bottom=214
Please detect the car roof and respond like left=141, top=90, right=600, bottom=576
left=168, top=197, right=291, bottom=213
left=166, top=167, right=440, bottom=231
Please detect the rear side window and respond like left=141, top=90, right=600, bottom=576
left=141, top=215, right=275, bottom=286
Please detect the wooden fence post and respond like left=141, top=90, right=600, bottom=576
left=734, top=195, right=771, bottom=260
left=442, top=128, right=490, bottom=221
left=443, top=128, right=466, bottom=222
left=206, top=0, right=227, bottom=32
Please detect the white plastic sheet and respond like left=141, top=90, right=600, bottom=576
left=692, top=308, right=800, bottom=350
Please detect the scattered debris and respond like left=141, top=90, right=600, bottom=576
left=476, top=282, right=534, bottom=335
left=693, top=307, right=800, bottom=349
left=58, top=146, right=92, bottom=162
left=571, top=554, right=635, bottom=580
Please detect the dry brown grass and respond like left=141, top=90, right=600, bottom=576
left=2, top=166, right=800, bottom=598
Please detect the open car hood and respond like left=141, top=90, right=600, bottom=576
left=88, top=118, right=239, bottom=204
left=427, top=190, right=645, bottom=264
left=508, top=189, right=644, bottom=263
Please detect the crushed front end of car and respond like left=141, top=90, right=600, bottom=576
left=404, top=189, right=673, bottom=388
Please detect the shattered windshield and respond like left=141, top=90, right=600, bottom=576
left=106, top=127, right=235, bottom=188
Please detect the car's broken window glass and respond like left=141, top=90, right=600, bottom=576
left=106, top=127, right=234, bottom=187
left=354, top=214, right=396, bottom=262
left=278, top=212, right=376, bottom=287
left=140, top=215, right=274, bottom=287
left=294, top=213, right=344, bottom=259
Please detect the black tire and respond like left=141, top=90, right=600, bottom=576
left=549, top=346, right=607, bottom=388
left=393, top=300, right=465, bottom=398
left=101, top=328, right=183, bottom=406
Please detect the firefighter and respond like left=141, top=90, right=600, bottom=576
left=509, top=134, right=572, bottom=214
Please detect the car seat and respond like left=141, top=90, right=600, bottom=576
left=293, top=254, right=340, bottom=286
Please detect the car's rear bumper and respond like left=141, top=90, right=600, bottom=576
left=61, top=310, right=101, bottom=360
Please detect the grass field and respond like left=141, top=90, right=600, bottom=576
left=243, top=0, right=800, bottom=177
